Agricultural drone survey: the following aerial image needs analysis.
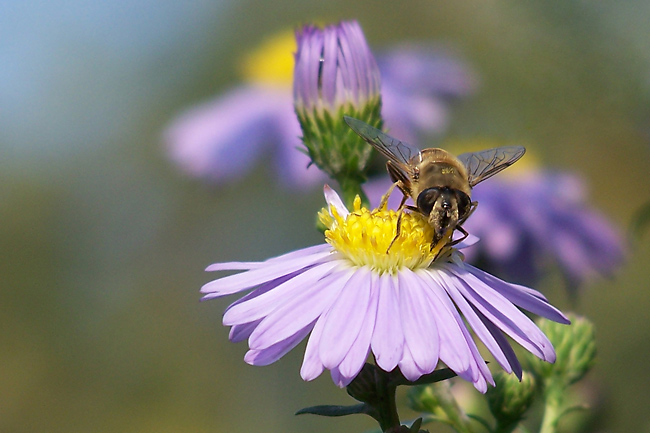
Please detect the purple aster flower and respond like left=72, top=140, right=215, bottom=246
left=201, top=186, right=569, bottom=391
left=364, top=170, right=625, bottom=289
left=163, top=28, right=474, bottom=187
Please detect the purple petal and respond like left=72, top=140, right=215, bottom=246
left=321, top=28, right=339, bottom=106
left=450, top=266, right=555, bottom=362
left=466, top=265, right=570, bottom=324
left=371, top=274, right=404, bottom=372
left=201, top=248, right=333, bottom=298
left=337, top=273, right=379, bottom=379
left=398, top=341, right=423, bottom=382
left=229, top=320, right=261, bottom=343
left=479, top=313, right=523, bottom=379
left=398, top=270, right=439, bottom=373
left=319, top=267, right=372, bottom=369
left=223, top=271, right=297, bottom=314
left=425, top=272, right=495, bottom=390
left=300, top=306, right=328, bottom=381
left=324, top=184, right=349, bottom=217
left=264, top=243, right=333, bottom=264
left=422, top=270, right=492, bottom=386
left=222, top=260, right=339, bottom=325
left=378, top=45, right=477, bottom=98
left=454, top=317, right=494, bottom=391
left=244, top=325, right=312, bottom=366
left=248, top=267, right=353, bottom=350
left=382, top=87, right=448, bottom=143
left=205, top=261, right=268, bottom=272
left=432, top=270, right=515, bottom=374
left=208, top=243, right=330, bottom=272
left=330, top=366, right=350, bottom=388
left=416, top=270, right=470, bottom=374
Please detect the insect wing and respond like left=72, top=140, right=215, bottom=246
left=344, top=116, right=420, bottom=174
left=457, top=146, right=525, bottom=187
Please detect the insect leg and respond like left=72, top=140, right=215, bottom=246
left=448, top=225, right=469, bottom=247
left=386, top=160, right=412, bottom=197
left=449, top=201, right=478, bottom=247
left=379, top=181, right=400, bottom=209
left=385, top=195, right=410, bottom=253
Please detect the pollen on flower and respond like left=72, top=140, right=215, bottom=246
left=239, top=30, right=295, bottom=87
left=318, top=195, right=452, bottom=274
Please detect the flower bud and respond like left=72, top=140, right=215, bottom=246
left=293, top=20, right=382, bottom=205
left=527, top=313, right=596, bottom=387
left=486, top=371, right=536, bottom=428
left=407, top=383, right=472, bottom=433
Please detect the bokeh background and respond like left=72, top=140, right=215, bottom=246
left=2, top=1, right=649, bottom=432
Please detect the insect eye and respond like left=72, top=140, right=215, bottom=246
left=456, top=191, right=472, bottom=217
left=417, top=188, right=440, bottom=216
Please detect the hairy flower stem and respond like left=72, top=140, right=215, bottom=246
left=539, top=387, right=563, bottom=433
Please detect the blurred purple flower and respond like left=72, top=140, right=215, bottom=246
left=379, top=44, right=476, bottom=144
left=165, top=85, right=322, bottom=185
left=163, top=31, right=475, bottom=188
left=364, top=171, right=625, bottom=290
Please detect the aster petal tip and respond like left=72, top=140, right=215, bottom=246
left=455, top=233, right=480, bottom=249
left=323, top=184, right=349, bottom=217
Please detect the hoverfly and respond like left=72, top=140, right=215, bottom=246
left=344, top=116, right=525, bottom=250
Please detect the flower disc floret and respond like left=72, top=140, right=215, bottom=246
left=319, top=196, right=448, bottom=274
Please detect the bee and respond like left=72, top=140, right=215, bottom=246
left=344, top=116, right=526, bottom=250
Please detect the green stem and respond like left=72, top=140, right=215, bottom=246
left=494, top=420, right=519, bottom=433
left=374, top=368, right=400, bottom=431
left=539, top=388, right=564, bottom=433
left=337, top=175, right=368, bottom=210
left=345, top=364, right=401, bottom=432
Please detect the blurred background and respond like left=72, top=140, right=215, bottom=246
left=2, top=1, right=649, bottom=432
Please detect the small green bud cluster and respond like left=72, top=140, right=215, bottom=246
left=528, top=313, right=596, bottom=388
left=486, top=371, right=536, bottom=432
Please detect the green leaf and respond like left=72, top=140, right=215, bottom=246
left=295, top=403, right=370, bottom=417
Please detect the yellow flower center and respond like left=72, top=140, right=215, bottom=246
left=319, top=196, right=453, bottom=274
left=239, top=30, right=295, bottom=88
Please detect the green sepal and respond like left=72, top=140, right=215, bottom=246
left=409, top=417, right=423, bottom=433
left=297, top=364, right=457, bottom=432
left=295, top=97, right=382, bottom=208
